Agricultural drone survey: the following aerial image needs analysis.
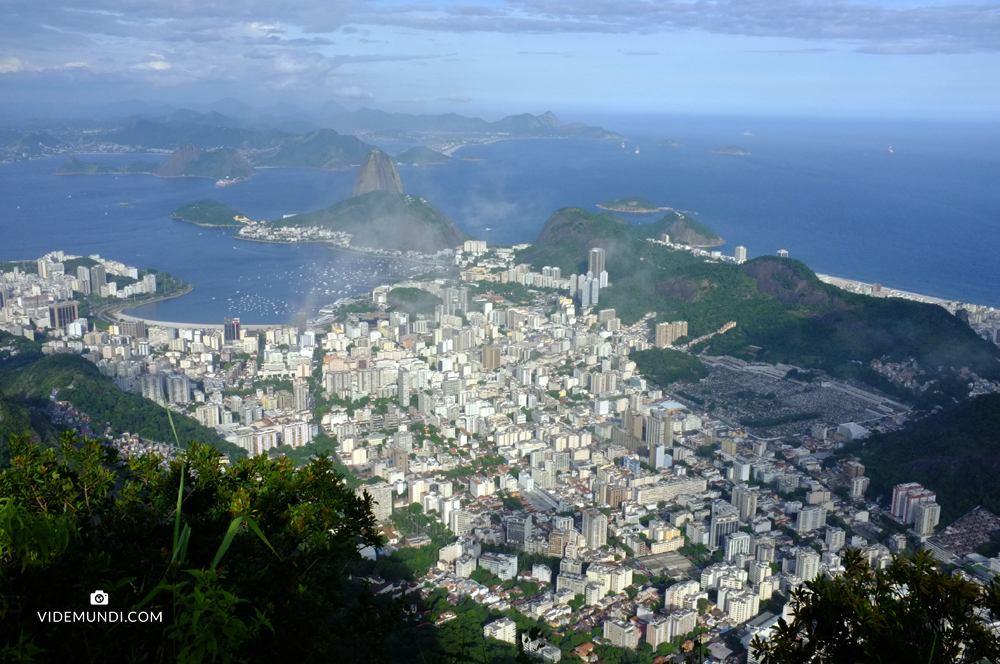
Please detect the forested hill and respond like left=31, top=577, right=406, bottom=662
left=849, top=393, right=1000, bottom=524
left=517, top=208, right=1000, bottom=395
left=0, top=332, right=242, bottom=465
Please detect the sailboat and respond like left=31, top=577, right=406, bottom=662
left=888, top=146, right=894, bottom=153
left=635, top=146, right=640, bottom=154
left=621, top=141, right=625, bottom=149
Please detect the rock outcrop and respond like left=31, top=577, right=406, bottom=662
left=155, top=144, right=201, bottom=177
left=353, top=149, right=403, bottom=197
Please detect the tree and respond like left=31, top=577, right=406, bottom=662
left=752, top=548, right=1000, bottom=664
left=0, top=433, right=389, bottom=663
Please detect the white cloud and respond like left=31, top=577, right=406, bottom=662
left=333, top=84, right=372, bottom=98
left=0, top=56, right=43, bottom=74
left=134, top=60, right=172, bottom=70
left=442, top=93, right=471, bottom=102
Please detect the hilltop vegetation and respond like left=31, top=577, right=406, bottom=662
left=54, top=157, right=118, bottom=175
left=519, top=208, right=1000, bottom=393
left=258, top=128, right=372, bottom=170
left=172, top=199, right=246, bottom=226
left=841, top=393, right=1000, bottom=524
left=394, top=146, right=450, bottom=166
left=387, top=287, right=443, bottom=317
left=631, top=347, right=709, bottom=384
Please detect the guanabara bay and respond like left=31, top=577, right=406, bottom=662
left=2, top=1, right=999, bottom=663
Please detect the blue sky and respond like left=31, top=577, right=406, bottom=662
left=1, top=0, right=998, bottom=118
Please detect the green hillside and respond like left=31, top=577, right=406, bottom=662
left=631, top=347, right=708, bottom=384
left=394, top=146, right=450, bottom=166
left=848, top=394, right=1000, bottom=524
left=260, top=128, right=373, bottom=170
left=0, top=392, right=37, bottom=465
left=0, top=333, right=243, bottom=465
left=54, top=157, right=118, bottom=175
left=278, top=191, right=469, bottom=253
left=519, top=208, right=1000, bottom=394
left=180, top=147, right=254, bottom=180
left=172, top=199, right=246, bottom=226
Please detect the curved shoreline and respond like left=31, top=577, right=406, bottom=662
left=99, top=284, right=194, bottom=324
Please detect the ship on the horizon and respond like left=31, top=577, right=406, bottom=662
left=888, top=145, right=894, bottom=153
left=635, top=146, right=640, bottom=154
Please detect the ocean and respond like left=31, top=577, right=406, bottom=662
left=1, top=116, right=998, bottom=324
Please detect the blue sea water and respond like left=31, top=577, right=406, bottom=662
left=1, top=116, right=998, bottom=324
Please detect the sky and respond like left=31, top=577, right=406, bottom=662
left=1, top=0, right=998, bottom=119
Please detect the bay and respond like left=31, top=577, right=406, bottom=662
left=0, top=116, right=998, bottom=325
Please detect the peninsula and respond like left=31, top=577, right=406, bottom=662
left=171, top=200, right=247, bottom=227
left=394, top=146, right=450, bottom=166
left=597, top=197, right=672, bottom=214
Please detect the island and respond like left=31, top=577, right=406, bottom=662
left=171, top=199, right=247, bottom=227
left=716, top=145, right=751, bottom=155
left=393, top=146, right=450, bottom=166
left=652, top=139, right=683, bottom=147
left=597, top=197, right=672, bottom=214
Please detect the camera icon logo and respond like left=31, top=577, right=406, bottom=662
left=90, top=590, right=109, bottom=606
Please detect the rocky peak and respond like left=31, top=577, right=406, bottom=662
left=353, top=149, right=403, bottom=197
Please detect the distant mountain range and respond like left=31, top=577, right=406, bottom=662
left=3, top=103, right=623, bottom=167
left=55, top=144, right=255, bottom=182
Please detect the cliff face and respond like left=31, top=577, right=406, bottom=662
left=353, top=149, right=403, bottom=197
left=155, top=144, right=201, bottom=177
left=663, top=215, right=724, bottom=248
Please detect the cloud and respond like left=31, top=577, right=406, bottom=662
left=0, top=57, right=44, bottom=73
left=441, top=93, right=472, bottom=102
left=350, top=0, right=1000, bottom=54
left=333, top=85, right=372, bottom=99
left=396, top=97, right=425, bottom=104
left=624, top=51, right=658, bottom=56
left=134, top=60, right=172, bottom=70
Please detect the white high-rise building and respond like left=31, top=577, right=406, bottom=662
left=735, top=246, right=747, bottom=264
left=914, top=502, right=941, bottom=537
left=795, top=550, right=820, bottom=582
left=483, top=617, right=517, bottom=644
left=582, top=508, right=608, bottom=550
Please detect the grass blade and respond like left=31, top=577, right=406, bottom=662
left=211, top=517, right=244, bottom=571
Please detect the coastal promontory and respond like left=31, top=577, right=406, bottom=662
left=394, top=146, right=450, bottom=166
left=660, top=212, right=725, bottom=247
left=597, top=197, right=671, bottom=214
left=171, top=200, right=247, bottom=227
left=279, top=191, right=467, bottom=253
